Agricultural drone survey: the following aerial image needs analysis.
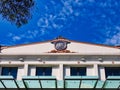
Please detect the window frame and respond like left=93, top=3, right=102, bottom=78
left=1, top=67, right=18, bottom=79
left=105, top=67, right=120, bottom=78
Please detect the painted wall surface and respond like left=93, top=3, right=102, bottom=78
left=0, top=55, right=119, bottom=80
left=1, top=41, right=120, bottom=55
left=0, top=40, right=120, bottom=80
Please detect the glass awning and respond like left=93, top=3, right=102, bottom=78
left=0, top=76, right=119, bottom=90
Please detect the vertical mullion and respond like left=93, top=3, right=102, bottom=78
left=9, top=67, right=11, bottom=76
left=43, top=67, right=45, bottom=76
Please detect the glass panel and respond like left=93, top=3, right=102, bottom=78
left=36, top=67, right=43, bottom=76
left=57, top=80, right=64, bottom=88
left=65, top=80, right=80, bottom=88
left=80, top=80, right=97, bottom=88
left=2, top=67, right=18, bottom=79
left=0, top=82, right=5, bottom=88
left=70, top=67, right=86, bottom=76
left=2, top=80, right=17, bottom=88
left=96, top=81, right=104, bottom=88
left=16, top=80, right=25, bottom=88
left=105, top=67, right=120, bottom=78
left=1, top=68, right=9, bottom=75
left=36, top=67, right=52, bottom=76
left=10, top=67, right=18, bottom=79
left=24, top=80, right=41, bottom=88
left=103, top=80, right=120, bottom=88
left=45, top=67, right=52, bottom=76
left=41, top=80, right=56, bottom=88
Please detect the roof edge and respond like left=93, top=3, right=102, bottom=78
left=1, top=37, right=118, bottom=50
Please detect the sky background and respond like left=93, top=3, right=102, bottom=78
left=0, top=0, right=120, bottom=46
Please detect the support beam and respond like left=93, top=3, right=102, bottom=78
left=99, top=67, right=106, bottom=80
left=0, top=80, right=7, bottom=89
left=102, top=80, right=106, bottom=89
left=24, top=64, right=28, bottom=76
left=59, top=64, right=63, bottom=80
left=118, top=84, right=120, bottom=89
left=39, top=80, right=42, bottom=89
left=22, top=79, right=28, bottom=90
left=14, top=80, right=20, bottom=89
left=93, top=80, right=98, bottom=89
left=93, top=64, right=98, bottom=76
left=79, top=80, right=82, bottom=90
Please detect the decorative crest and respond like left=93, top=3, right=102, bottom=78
left=50, top=36, right=71, bottom=53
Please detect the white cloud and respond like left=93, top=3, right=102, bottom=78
left=104, top=32, right=120, bottom=45
left=7, top=33, right=14, bottom=37
left=27, top=30, right=39, bottom=37
left=7, top=30, right=40, bottom=43
left=37, top=18, right=49, bottom=27
left=12, top=36, right=21, bottom=41
left=37, top=0, right=83, bottom=34
left=7, top=33, right=22, bottom=41
left=5, top=0, right=120, bottom=46
left=115, top=26, right=120, bottom=30
left=61, top=0, right=73, bottom=15
left=103, top=25, right=120, bottom=45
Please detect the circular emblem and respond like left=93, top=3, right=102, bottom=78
left=55, top=41, right=67, bottom=51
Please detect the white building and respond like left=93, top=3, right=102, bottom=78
left=0, top=37, right=120, bottom=89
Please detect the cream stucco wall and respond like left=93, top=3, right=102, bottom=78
left=1, top=41, right=120, bottom=55
left=0, top=40, right=120, bottom=80
left=0, top=55, right=119, bottom=80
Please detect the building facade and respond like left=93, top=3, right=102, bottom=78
left=0, top=37, right=120, bottom=89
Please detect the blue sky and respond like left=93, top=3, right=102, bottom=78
left=0, top=0, right=120, bottom=46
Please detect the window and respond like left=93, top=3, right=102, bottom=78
left=105, top=67, right=120, bottom=78
left=70, top=67, right=86, bottom=76
left=1, top=67, right=18, bottom=79
left=36, top=67, right=52, bottom=76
